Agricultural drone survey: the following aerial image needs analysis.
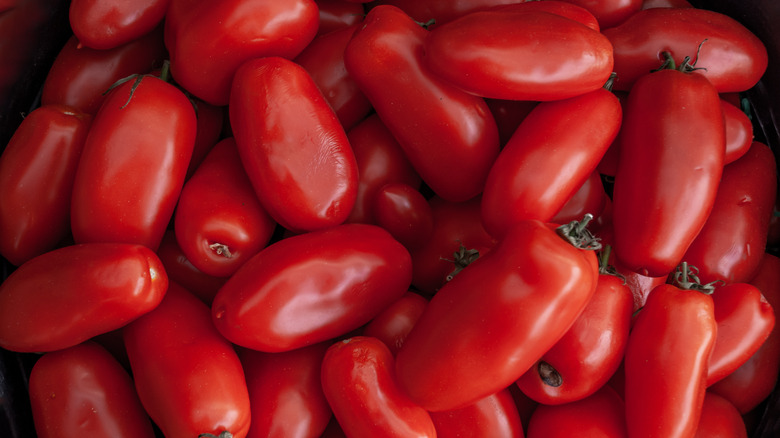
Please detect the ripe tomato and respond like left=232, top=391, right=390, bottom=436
left=0, top=243, right=167, bottom=353
left=362, top=291, right=429, bottom=356
left=156, top=230, right=227, bottom=306
left=371, top=183, right=434, bottom=251
left=367, top=0, right=520, bottom=26
left=484, top=98, right=538, bottom=147
left=721, top=98, right=754, bottom=164
left=343, top=4, right=500, bottom=202
left=557, top=0, right=642, bottom=28
left=526, top=385, right=627, bottom=438
left=69, top=0, right=168, bottom=50
left=642, top=0, right=693, bottom=8
left=321, top=336, right=437, bottom=438
left=491, top=1, right=601, bottom=31
left=429, top=388, right=524, bottom=438
left=0, top=105, right=90, bottom=266
left=211, top=224, right=412, bottom=352
left=316, top=0, right=365, bottom=36
left=550, top=170, right=608, bottom=225
left=395, top=219, right=599, bottom=411
left=28, top=342, right=154, bottom=438
left=185, top=98, right=224, bottom=180
left=123, top=282, right=251, bottom=438
left=230, top=56, right=358, bottom=233
left=693, top=392, right=748, bottom=438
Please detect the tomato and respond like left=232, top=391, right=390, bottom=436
left=642, top=0, right=693, bottom=8
left=41, top=28, right=167, bottom=115
left=230, top=56, right=358, bottom=233
left=156, top=230, right=226, bottom=306
left=185, top=99, right=224, bottom=180
left=0, top=105, right=90, bottom=266
left=343, top=4, right=500, bottom=202
left=367, top=0, right=520, bottom=26
left=164, top=0, right=319, bottom=105
left=550, top=170, right=608, bottom=225
left=423, top=10, right=613, bottom=101
left=491, top=1, right=601, bottom=31
left=174, top=137, right=276, bottom=278
left=0, top=243, right=167, bottom=353
left=681, top=141, right=776, bottom=285
left=371, top=183, right=434, bottom=251
left=429, top=388, right=524, bottom=438
left=721, top=98, right=754, bottom=164
left=69, top=0, right=168, bottom=50
left=526, top=385, right=627, bottom=438
left=28, top=342, right=154, bottom=438
left=316, top=0, right=365, bottom=36
left=362, top=291, right=429, bottom=356
left=123, top=282, right=251, bottom=438
left=693, top=392, right=748, bottom=438
left=611, top=64, right=725, bottom=278
left=484, top=98, right=538, bottom=147
left=604, top=8, right=768, bottom=92
left=707, top=282, right=774, bottom=386
left=70, top=73, right=196, bottom=251
left=294, top=24, right=372, bottom=132
left=395, top=219, right=599, bottom=411
left=557, top=0, right=642, bottom=28
left=344, top=114, right=421, bottom=225
left=239, top=343, right=332, bottom=438
left=321, top=336, right=437, bottom=438
left=211, top=224, right=412, bottom=352
left=624, top=266, right=717, bottom=438
left=481, top=86, right=621, bottom=238
left=516, top=268, right=633, bottom=405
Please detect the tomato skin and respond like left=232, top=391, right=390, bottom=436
left=721, top=99, right=753, bottom=164
left=211, top=224, right=412, bottom=352
left=321, top=336, right=437, bottom=438
left=0, top=243, right=167, bottom=353
left=28, top=341, right=154, bottom=438
left=239, top=343, right=332, bottom=438
left=423, top=10, right=614, bottom=101
left=175, top=137, right=276, bottom=278
left=693, top=392, right=747, bottom=438
left=681, top=141, right=776, bottom=285
left=603, top=8, right=768, bottom=92
left=551, top=170, right=608, bottom=225
left=0, top=105, right=90, bottom=266
left=492, top=1, right=601, bottom=31
left=371, top=183, right=434, bottom=251
left=641, top=0, right=693, bottom=8
left=69, top=0, right=168, bottom=50
left=344, top=4, right=500, bottom=202
left=557, top=0, right=642, bottom=28
left=368, top=0, right=521, bottom=26
left=395, top=220, right=599, bottom=411
left=230, top=56, right=358, bottom=233
left=429, top=388, right=524, bottom=438
left=41, top=28, right=167, bottom=115
left=123, top=282, right=251, bottom=438
left=611, top=69, right=725, bottom=278
left=624, top=283, right=717, bottom=438
left=481, top=87, right=621, bottom=238
left=362, top=291, right=429, bottom=356
left=316, top=0, right=365, bottom=36
left=516, top=273, right=633, bottom=405
left=185, top=99, right=224, bottom=180
left=484, top=98, right=538, bottom=147
left=165, top=0, right=319, bottom=105
left=70, top=75, right=196, bottom=251
left=156, top=230, right=226, bottom=305
left=526, top=385, right=627, bottom=438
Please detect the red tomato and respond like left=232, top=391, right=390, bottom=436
left=164, top=0, right=319, bottom=105
left=429, top=388, right=524, bottom=438
left=423, top=10, right=614, bottom=101
left=344, top=114, right=421, bottom=225
left=516, top=270, right=633, bottom=405
left=28, top=341, right=154, bottom=438
left=362, top=291, right=429, bottom=356
left=321, top=336, right=437, bottom=438
left=624, top=268, right=717, bottom=438
left=681, top=141, right=776, bottom=285
left=526, top=385, right=627, bottom=438
left=175, top=137, right=277, bottom=278
left=368, top=0, right=522, bottom=26
left=230, top=56, right=358, bottom=233
left=70, top=74, right=196, bottom=251
left=239, top=343, right=332, bottom=438
left=156, top=230, right=227, bottom=305
left=185, top=99, right=224, bottom=180
left=294, top=24, right=372, bottom=132
left=0, top=105, right=90, bottom=266
left=316, top=0, right=365, bottom=36
left=550, top=170, right=608, bottom=225
left=641, top=0, right=693, bottom=8
left=41, top=28, right=167, bottom=115
left=69, top=0, right=168, bottom=49
left=395, top=219, right=599, bottom=411
left=481, top=86, right=621, bottom=238
left=211, top=224, right=412, bottom=352
left=0, top=243, right=167, bottom=353
left=693, top=392, right=748, bottom=438
left=611, top=66, right=725, bottom=277
left=557, top=0, right=642, bottom=28
left=721, top=98, right=754, bottom=164
left=371, top=183, right=434, bottom=251
left=484, top=98, right=538, bottom=147
left=343, top=4, right=500, bottom=202
left=604, top=8, right=768, bottom=92
left=123, top=282, right=251, bottom=438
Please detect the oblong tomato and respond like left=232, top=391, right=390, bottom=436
left=557, top=0, right=642, bottom=28
left=526, top=385, right=627, bottom=438
left=69, top=0, right=168, bottom=50
left=721, top=99, right=753, bottom=164
left=429, top=388, right=524, bottom=438
left=211, top=224, right=412, bottom=352
left=0, top=243, right=167, bottom=353
left=693, top=392, right=748, bottom=438
left=362, top=291, right=429, bottom=356
left=155, top=230, right=227, bottom=306
left=371, top=182, right=434, bottom=252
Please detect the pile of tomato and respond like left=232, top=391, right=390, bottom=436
left=1, top=0, right=779, bottom=437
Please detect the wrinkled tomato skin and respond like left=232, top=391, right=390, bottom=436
left=316, top=0, right=365, bottom=36
left=69, top=0, right=168, bottom=50
left=230, top=56, right=358, bottom=233
left=0, top=243, right=168, bottom=353
left=123, top=282, right=251, bottom=438
left=70, top=74, right=196, bottom=251
left=429, top=388, right=524, bottom=438
left=693, top=392, right=748, bottom=438
left=362, top=291, right=429, bottom=356
left=28, top=341, right=155, bottom=438
left=0, top=105, right=90, bottom=266
left=526, top=385, right=627, bottom=438
left=211, top=224, right=412, bottom=352
left=396, top=220, right=599, bottom=411
left=344, top=4, right=500, bottom=202
left=321, top=336, right=437, bottom=438
left=371, top=183, right=434, bottom=252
